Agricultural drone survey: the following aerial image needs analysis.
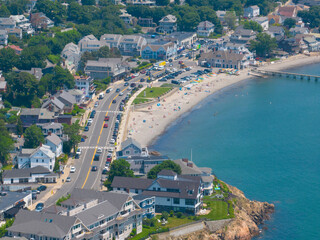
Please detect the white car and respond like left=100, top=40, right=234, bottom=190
left=88, top=119, right=93, bottom=124
left=66, top=177, right=71, bottom=182
left=110, top=139, right=115, bottom=144
left=97, top=148, right=103, bottom=154
left=76, top=148, right=82, bottom=155
left=70, top=166, right=76, bottom=173
left=108, top=147, right=114, bottom=153
left=119, top=92, right=123, bottom=96
left=133, top=73, right=140, bottom=77
left=94, top=101, right=99, bottom=108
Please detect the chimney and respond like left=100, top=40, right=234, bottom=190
left=50, top=96, right=54, bottom=100
left=48, top=132, right=51, bottom=136
left=60, top=90, right=63, bottom=93
left=182, top=158, right=188, bottom=163
left=40, top=143, right=42, bottom=147
left=187, top=162, right=193, bottom=168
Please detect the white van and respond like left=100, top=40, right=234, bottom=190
left=99, top=93, right=104, bottom=99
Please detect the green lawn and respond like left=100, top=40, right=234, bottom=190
left=137, top=87, right=171, bottom=98
left=164, top=216, right=194, bottom=228
left=200, top=200, right=232, bottom=221
left=133, top=98, right=150, bottom=105
left=2, top=165, right=13, bottom=170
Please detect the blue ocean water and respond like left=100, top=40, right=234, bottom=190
left=150, top=63, right=320, bottom=239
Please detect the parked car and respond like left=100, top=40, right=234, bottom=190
left=37, top=185, right=47, bottom=192
left=35, top=203, right=44, bottom=212
left=110, top=139, right=115, bottom=144
left=94, top=101, right=99, bottom=108
left=70, top=166, right=76, bottom=173
left=97, top=148, right=103, bottom=153
left=76, top=148, right=82, bottom=155
left=102, top=169, right=108, bottom=175
left=91, top=166, right=98, bottom=171
left=66, top=177, right=71, bottom=182
left=106, top=88, right=111, bottom=93
left=105, top=116, right=109, bottom=121
left=104, top=123, right=108, bottom=128
left=84, top=126, right=89, bottom=131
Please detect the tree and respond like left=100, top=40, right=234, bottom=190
left=249, top=32, right=277, bottom=57
left=156, top=0, right=169, bottom=6
left=16, top=117, right=23, bottom=135
left=107, top=159, right=134, bottom=183
left=82, top=0, right=95, bottom=5
left=51, top=66, right=75, bottom=91
left=0, top=48, right=19, bottom=72
left=224, top=11, right=237, bottom=30
left=147, top=160, right=181, bottom=179
left=283, top=18, right=296, bottom=29
left=0, top=5, right=10, bottom=17
left=24, top=125, right=44, bottom=148
left=298, top=6, right=320, bottom=28
left=243, top=20, right=263, bottom=32
left=179, top=12, right=200, bottom=31
left=62, top=123, right=81, bottom=153
left=0, top=120, right=14, bottom=164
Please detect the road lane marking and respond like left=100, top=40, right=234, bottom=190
left=81, top=147, right=97, bottom=189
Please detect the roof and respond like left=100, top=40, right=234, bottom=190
left=201, top=175, right=214, bottom=183
left=39, top=122, right=63, bottom=130
left=42, top=97, right=65, bottom=110
left=38, top=109, right=55, bottom=119
left=111, top=176, right=153, bottom=190
left=21, top=108, right=40, bottom=116
left=268, top=26, right=285, bottom=34
left=121, top=137, right=142, bottom=150
left=0, top=191, right=31, bottom=212
left=197, top=21, right=215, bottom=29
left=43, top=205, right=67, bottom=215
left=86, top=58, right=124, bottom=69
left=278, top=6, right=296, bottom=17
left=199, top=50, right=245, bottom=62
left=3, top=166, right=52, bottom=179
left=131, top=194, right=154, bottom=204
left=0, top=17, right=15, bottom=25
left=159, top=15, right=177, bottom=23
left=8, top=209, right=77, bottom=239
left=56, top=90, right=76, bottom=105
left=45, top=133, right=62, bottom=146
left=0, top=81, right=6, bottom=89
left=174, top=159, right=203, bottom=175
left=158, top=169, right=177, bottom=176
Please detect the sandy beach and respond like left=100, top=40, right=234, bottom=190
left=124, top=53, right=320, bottom=147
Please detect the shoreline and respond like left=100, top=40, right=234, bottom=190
left=126, top=53, right=320, bottom=148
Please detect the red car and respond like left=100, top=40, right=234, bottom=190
left=104, top=116, right=109, bottom=121
left=104, top=123, right=108, bottom=128
left=141, top=70, right=146, bottom=74
left=107, top=157, right=112, bottom=162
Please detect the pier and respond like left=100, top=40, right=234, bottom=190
left=252, top=69, right=320, bottom=81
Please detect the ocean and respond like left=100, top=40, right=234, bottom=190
left=150, top=63, right=320, bottom=239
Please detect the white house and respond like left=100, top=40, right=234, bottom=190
left=252, top=16, right=269, bottom=31
left=197, top=21, right=215, bottom=37
left=78, top=34, right=105, bottom=53
left=116, top=138, right=149, bottom=158
left=244, top=5, right=260, bottom=18
left=61, top=42, right=81, bottom=73
left=158, top=15, right=177, bottom=34
left=74, top=75, right=95, bottom=99
left=141, top=42, right=177, bottom=60
left=45, top=133, right=63, bottom=157
left=0, top=30, right=8, bottom=45
left=17, top=145, right=55, bottom=171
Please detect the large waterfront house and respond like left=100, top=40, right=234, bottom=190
left=141, top=42, right=177, bottom=60
left=158, top=15, right=177, bottom=34
left=7, top=188, right=144, bottom=240
left=117, top=138, right=149, bottom=158
left=111, top=170, right=203, bottom=215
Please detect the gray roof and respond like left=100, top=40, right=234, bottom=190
left=198, top=21, right=214, bottom=29
left=3, top=166, right=52, bottom=179
left=45, top=133, right=62, bottom=146
left=158, top=169, right=176, bottom=176
left=42, top=97, right=65, bottom=110
left=0, top=191, right=31, bottom=212
left=39, top=109, right=55, bottom=119
left=8, top=209, right=77, bottom=239
left=76, top=200, right=119, bottom=226
left=201, top=175, right=214, bottom=183
left=200, top=50, right=245, bottom=62
left=132, top=194, right=154, bottom=205
left=86, top=58, right=124, bottom=69
left=198, top=167, right=212, bottom=175
left=111, top=177, right=153, bottom=190
left=21, top=108, right=40, bottom=116
left=39, top=122, right=63, bottom=130
left=18, top=147, right=38, bottom=157
left=1, top=237, right=27, bottom=240
left=174, top=159, right=203, bottom=175
left=121, top=137, right=141, bottom=150
left=43, top=205, right=67, bottom=215
left=159, top=15, right=177, bottom=23
left=56, top=90, right=76, bottom=105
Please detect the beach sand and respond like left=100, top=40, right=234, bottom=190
left=124, top=53, right=320, bottom=147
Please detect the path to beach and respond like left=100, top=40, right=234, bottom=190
left=125, top=53, right=320, bottom=147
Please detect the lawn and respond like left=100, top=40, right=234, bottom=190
left=164, top=216, right=194, bottom=228
left=133, top=98, right=150, bottom=105
left=200, top=200, right=232, bottom=220
left=137, top=87, right=171, bottom=98
left=2, top=165, right=13, bottom=170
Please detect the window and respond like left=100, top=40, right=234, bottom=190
left=173, top=198, right=180, bottom=204
left=185, top=199, right=195, bottom=206
left=167, top=198, right=170, bottom=201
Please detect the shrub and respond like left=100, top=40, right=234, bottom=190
left=161, top=211, right=169, bottom=221
left=176, top=212, right=183, bottom=218
left=170, top=210, right=175, bottom=217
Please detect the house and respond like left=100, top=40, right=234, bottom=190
left=37, top=122, right=63, bottom=137
left=0, top=191, right=32, bottom=220
left=17, top=144, right=55, bottom=171
left=277, top=6, right=297, bottom=18
left=268, top=14, right=283, bottom=25
left=158, top=15, right=177, bottom=34
left=119, top=9, right=133, bottom=25
left=20, top=68, right=43, bottom=81
left=244, top=5, right=260, bottom=18
left=126, top=155, right=170, bottom=176
left=30, top=12, right=54, bottom=29
left=303, top=35, right=319, bottom=52
left=117, top=138, right=148, bottom=158
left=100, top=34, right=122, bottom=48
left=252, top=16, right=269, bottom=31
left=0, top=30, right=8, bottom=45
left=118, top=35, right=147, bottom=56
left=2, top=166, right=57, bottom=184
left=0, top=18, right=16, bottom=30
left=267, top=26, right=285, bottom=41
left=174, top=159, right=214, bottom=196
left=61, top=42, right=81, bottom=73
left=111, top=170, right=203, bottom=215
left=45, top=133, right=63, bottom=157
left=55, top=90, right=76, bottom=113
left=131, top=194, right=155, bottom=218
left=230, top=27, right=256, bottom=45
left=126, top=0, right=156, bottom=5
left=0, top=80, right=7, bottom=93
left=6, top=44, right=23, bottom=54
left=199, top=50, right=249, bottom=69
left=10, top=15, right=29, bottom=27
left=197, top=21, right=215, bottom=37
left=78, top=34, right=105, bottom=53
left=6, top=28, right=22, bottom=39
left=7, top=188, right=144, bottom=240
left=138, top=17, right=156, bottom=27
left=165, top=32, right=197, bottom=48
left=216, top=11, right=226, bottom=23
left=85, top=58, right=128, bottom=80
left=279, top=37, right=301, bottom=54
left=141, top=41, right=176, bottom=60
left=68, top=89, right=86, bottom=103
left=41, top=96, right=65, bottom=115
left=74, top=75, right=95, bottom=99
left=20, top=108, right=55, bottom=128
left=289, top=27, right=309, bottom=36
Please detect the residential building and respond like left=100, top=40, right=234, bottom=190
left=41, top=96, right=65, bottom=115
left=55, top=90, right=76, bottom=113
left=303, top=35, right=319, bottom=52
left=199, top=50, right=250, bottom=69
left=45, top=133, right=63, bottom=157
left=252, top=16, right=269, bottom=31
left=20, top=68, right=43, bottom=81
left=7, top=188, right=144, bottom=240
left=166, top=32, right=197, bottom=48
left=30, top=12, right=54, bottom=29
left=0, top=18, right=16, bottom=30
left=85, top=58, right=128, bottom=80
left=6, top=28, right=22, bottom=39
left=131, top=194, right=155, bottom=218
left=244, top=5, right=260, bottom=18
left=216, top=11, right=226, bottom=23
left=118, top=35, right=147, bottom=56
left=2, top=166, right=57, bottom=184
left=10, top=15, right=29, bottom=27
left=197, top=21, right=215, bottom=37
left=6, top=44, right=23, bottom=54
left=117, top=138, right=149, bottom=158
left=78, top=34, right=106, bottom=53
left=17, top=144, right=55, bottom=171
left=0, top=191, right=32, bottom=220
left=0, top=80, right=7, bottom=93
left=126, top=155, right=170, bottom=176
left=0, top=30, right=8, bottom=45
left=230, top=27, right=256, bottom=45
left=267, top=26, right=285, bottom=41
left=141, top=41, right=177, bottom=60
left=268, top=14, right=283, bottom=25
left=112, top=170, right=203, bottom=214
left=138, top=18, right=156, bottom=27
left=126, top=0, right=156, bottom=5
left=289, top=27, right=309, bottom=36
left=61, top=42, right=81, bottom=73
left=100, top=34, right=122, bottom=48
left=74, top=75, right=95, bottom=99
left=20, top=108, right=55, bottom=128
left=37, top=122, right=63, bottom=137
left=277, top=6, right=297, bottom=18
left=120, top=9, right=133, bottom=25
left=158, top=15, right=177, bottom=34
left=68, top=89, right=86, bottom=103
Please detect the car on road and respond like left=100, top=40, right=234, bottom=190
left=104, top=116, right=109, bottom=121
left=140, top=78, right=145, bottom=82
left=91, top=166, right=98, bottom=171
left=70, top=166, right=76, bottom=173
left=35, top=203, right=44, bottom=212
left=97, top=148, right=102, bottom=153
left=119, top=92, right=123, bottom=96
left=94, top=154, right=100, bottom=161
left=76, top=148, right=82, bottom=155
left=104, top=123, right=108, bottom=128
left=84, top=126, right=89, bottom=131
left=112, top=99, right=116, bottom=104
left=124, top=82, right=129, bottom=86
left=110, top=139, right=115, bottom=144
left=107, top=157, right=112, bottom=162
left=116, top=88, right=121, bottom=92
left=66, top=177, right=71, bottom=182
left=94, top=101, right=99, bottom=107
left=37, top=185, right=47, bottom=192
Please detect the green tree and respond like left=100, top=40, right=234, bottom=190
left=0, top=47, right=19, bottom=72
left=82, top=0, right=95, bottom=5
left=62, top=123, right=81, bottom=153
left=0, top=5, right=10, bottom=17
left=107, top=159, right=134, bottom=183
left=51, top=66, right=75, bottom=91
left=147, top=160, right=181, bottom=179
left=249, top=32, right=277, bottom=57
left=243, top=20, right=263, bottom=32
left=224, top=11, right=237, bottom=30
left=283, top=18, right=296, bottom=29
left=18, top=45, right=50, bottom=70
left=0, top=120, right=14, bottom=164
left=24, top=125, right=44, bottom=148
left=0, top=218, right=14, bottom=237
left=16, top=117, right=23, bottom=135
left=156, top=0, right=169, bottom=6
left=180, top=12, right=200, bottom=31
